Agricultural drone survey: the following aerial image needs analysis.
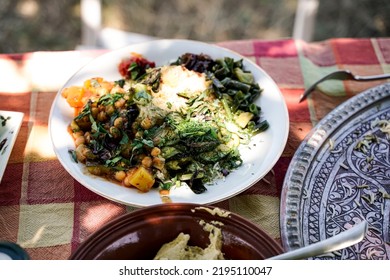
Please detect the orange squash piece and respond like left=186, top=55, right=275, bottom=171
left=129, top=166, right=155, bottom=192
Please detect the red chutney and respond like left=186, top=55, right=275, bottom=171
left=118, top=53, right=156, bottom=79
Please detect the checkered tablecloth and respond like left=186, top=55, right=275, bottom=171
left=1, top=38, right=389, bottom=260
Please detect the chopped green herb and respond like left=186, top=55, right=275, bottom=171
left=0, top=115, right=11, bottom=127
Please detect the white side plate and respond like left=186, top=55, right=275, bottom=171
left=0, top=111, right=24, bottom=183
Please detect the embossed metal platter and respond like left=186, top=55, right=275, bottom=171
left=280, top=83, right=390, bottom=260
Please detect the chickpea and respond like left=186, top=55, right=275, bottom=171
left=123, top=175, right=132, bottom=187
left=120, top=143, right=132, bottom=158
left=72, top=130, right=84, bottom=139
left=135, top=131, right=143, bottom=139
left=98, top=104, right=105, bottom=111
left=114, top=98, right=126, bottom=109
left=114, top=117, right=123, bottom=128
left=82, top=147, right=95, bottom=160
left=109, top=126, right=121, bottom=138
left=152, top=157, right=165, bottom=170
left=84, top=131, right=91, bottom=144
left=141, top=156, right=153, bottom=168
left=97, top=111, right=107, bottom=122
left=150, top=147, right=161, bottom=157
left=140, top=118, right=152, bottom=130
left=75, top=144, right=87, bottom=162
left=114, top=170, right=126, bottom=182
left=91, top=107, right=99, bottom=118
left=105, top=104, right=115, bottom=116
left=74, top=135, right=85, bottom=147
left=123, top=168, right=137, bottom=187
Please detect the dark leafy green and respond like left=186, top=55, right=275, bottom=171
left=173, top=53, right=267, bottom=135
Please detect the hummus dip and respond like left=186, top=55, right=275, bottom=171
left=153, top=221, right=224, bottom=260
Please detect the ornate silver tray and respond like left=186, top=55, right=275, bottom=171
left=280, top=83, right=390, bottom=260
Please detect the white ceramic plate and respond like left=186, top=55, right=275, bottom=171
left=49, top=39, right=289, bottom=207
left=0, top=110, right=24, bottom=183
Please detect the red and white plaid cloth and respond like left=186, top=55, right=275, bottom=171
left=0, top=38, right=389, bottom=259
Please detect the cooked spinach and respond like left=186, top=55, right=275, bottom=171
left=173, top=53, right=267, bottom=135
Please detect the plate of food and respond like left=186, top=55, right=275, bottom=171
left=49, top=39, right=288, bottom=207
left=280, top=83, right=390, bottom=259
left=0, top=110, right=24, bottom=183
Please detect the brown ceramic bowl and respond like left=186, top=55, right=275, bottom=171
left=70, top=203, right=283, bottom=260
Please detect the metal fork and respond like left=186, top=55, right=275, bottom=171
left=299, top=70, right=390, bottom=103
left=267, top=220, right=368, bottom=260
